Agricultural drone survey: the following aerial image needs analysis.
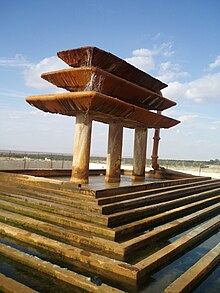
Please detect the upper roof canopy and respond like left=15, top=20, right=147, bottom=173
left=57, top=46, right=168, bottom=93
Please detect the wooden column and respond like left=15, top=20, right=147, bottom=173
left=151, top=109, right=162, bottom=170
left=132, top=127, right=148, bottom=180
left=71, top=113, right=92, bottom=184
left=105, top=121, right=123, bottom=183
left=151, top=128, right=160, bottom=170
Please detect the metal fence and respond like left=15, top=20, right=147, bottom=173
left=0, top=150, right=73, bottom=170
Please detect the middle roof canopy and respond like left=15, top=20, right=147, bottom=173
left=41, top=67, right=176, bottom=111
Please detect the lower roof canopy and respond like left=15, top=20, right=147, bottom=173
left=26, top=91, right=180, bottom=129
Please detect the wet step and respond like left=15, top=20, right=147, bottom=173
left=113, top=195, right=220, bottom=240
left=97, top=179, right=220, bottom=205
left=135, top=214, right=220, bottom=283
left=121, top=202, right=220, bottom=261
left=0, top=192, right=107, bottom=226
left=0, top=179, right=96, bottom=202
left=0, top=222, right=138, bottom=288
left=0, top=243, right=123, bottom=293
left=0, top=186, right=99, bottom=212
left=107, top=188, right=220, bottom=227
left=95, top=177, right=211, bottom=198
left=0, top=199, right=114, bottom=240
left=101, top=180, right=220, bottom=214
left=164, top=242, right=220, bottom=293
left=0, top=272, right=38, bottom=293
left=0, top=209, right=123, bottom=260
left=0, top=171, right=95, bottom=196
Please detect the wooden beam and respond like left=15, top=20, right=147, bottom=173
left=164, top=242, right=220, bottom=293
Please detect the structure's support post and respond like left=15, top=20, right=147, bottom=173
left=71, top=113, right=92, bottom=184
left=105, top=121, right=123, bottom=183
left=132, top=127, right=148, bottom=180
left=151, top=108, right=162, bottom=170
left=151, top=128, right=160, bottom=170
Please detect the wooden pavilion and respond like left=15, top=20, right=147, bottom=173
left=26, top=46, right=180, bottom=184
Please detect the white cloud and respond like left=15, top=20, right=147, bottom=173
left=209, top=120, right=220, bottom=130
left=162, top=81, right=188, bottom=101
left=23, top=56, right=68, bottom=90
left=125, top=48, right=155, bottom=71
left=0, top=54, right=30, bottom=68
left=163, top=73, right=220, bottom=104
left=157, top=61, right=189, bottom=82
left=125, top=42, right=175, bottom=73
left=209, top=55, right=220, bottom=70
left=185, top=73, right=220, bottom=103
left=157, top=42, right=175, bottom=57
left=178, top=114, right=198, bottom=123
left=0, top=88, right=30, bottom=98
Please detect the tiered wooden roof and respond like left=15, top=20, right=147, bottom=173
left=26, top=46, right=180, bottom=129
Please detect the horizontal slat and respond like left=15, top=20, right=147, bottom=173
left=136, top=215, right=220, bottom=281
left=113, top=195, right=220, bottom=240
left=0, top=199, right=114, bottom=239
left=0, top=223, right=139, bottom=287
left=0, top=243, right=123, bottom=293
left=0, top=209, right=123, bottom=260
left=107, top=188, right=220, bottom=227
left=0, top=273, right=37, bottom=293
left=164, top=242, right=220, bottom=293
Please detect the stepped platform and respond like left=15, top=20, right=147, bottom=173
left=0, top=170, right=219, bottom=292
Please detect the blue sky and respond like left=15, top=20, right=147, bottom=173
left=0, top=0, right=220, bottom=160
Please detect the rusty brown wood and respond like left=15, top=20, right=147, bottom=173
left=164, top=242, right=220, bottom=293
left=57, top=46, right=167, bottom=92
left=26, top=91, right=180, bottom=129
left=41, top=67, right=176, bottom=111
left=151, top=128, right=161, bottom=170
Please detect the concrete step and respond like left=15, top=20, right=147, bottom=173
left=0, top=171, right=94, bottom=196
left=97, top=179, right=220, bottom=205
left=0, top=222, right=138, bottom=288
left=0, top=177, right=96, bottom=202
left=136, top=215, right=220, bottom=283
left=0, top=192, right=108, bottom=226
left=0, top=199, right=114, bottom=240
left=101, top=181, right=220, bottom=214
left=164, top=242, right=220, bottom=293
left=0, top=190, right=101, bottom=214
left=0, top=209, right=123, bottom=260
left=113, top=195, right=220, bottom=240
left=95, top=177, right=211, bottom=198
left=0, top=272, right=37, bottom=293
left=0, top=185, right=98, bottom=212
left=107, top=188, right=220, bottom=227
left=121, top=201, right=220, bottom=261
left=0, top=243, right=123, bottom=293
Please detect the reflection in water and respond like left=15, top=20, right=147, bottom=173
left=138, top=230, right=220, bottom=292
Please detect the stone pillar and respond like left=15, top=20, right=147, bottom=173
left=71, top=113, right=92, bottom=184
left=105, top=121, right=123, bottom=183
left=132, top=127, right=148, bottom=180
